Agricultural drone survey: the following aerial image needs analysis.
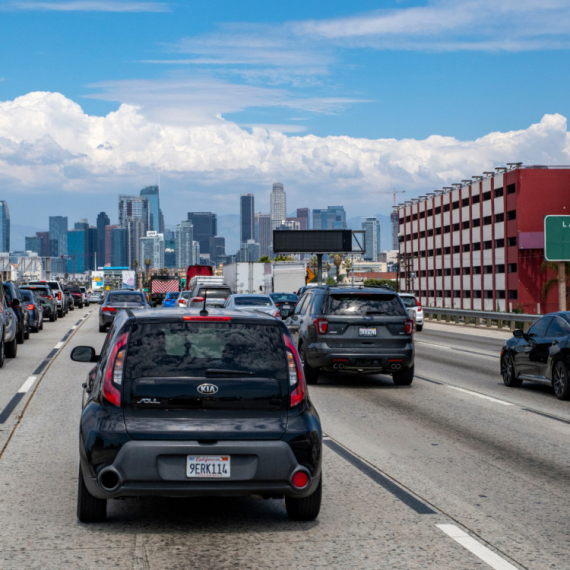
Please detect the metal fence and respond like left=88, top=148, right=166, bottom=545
left=423, top=307, right=540, bottom=331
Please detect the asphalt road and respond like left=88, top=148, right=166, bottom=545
left=0, top=315, right=568, bottom=569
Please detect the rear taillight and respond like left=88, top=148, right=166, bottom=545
left=102, top=332, right=129, bottom=406
left=182, top=316, right=231, bottom=321
left=416, top=299, right=422, bottom=312
left=27, top=304, right=34, bottom=310
left=179, top=299, right=187, bottom=305
left=193, top=297, right=205, bottom=303
left=47, top=296, right=53, bottom=300
left=102, top=307, right=116, bottom=312
left=58, top=292, right=61, bottom=300
left=283, top=334, right=306, bottom=407
left=273, top=310, right=281, bottom=318
left=314, top=318, right=328, bottom=335
left=405, top=318, right=414, bottom=335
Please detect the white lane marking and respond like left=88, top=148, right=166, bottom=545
left=437, top=525, right=518, bottom=569
left=447, top=385, right=513, bottom=406
left=18, top=376, right=37, bottom=394
left=416, top=340, right=498, bottom=359
left=416, top=341, right=452, bottom=350
left=71, top=326, right=77, bottom=330
left=54, top=342, right=64, bottom=349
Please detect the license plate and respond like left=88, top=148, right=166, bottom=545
left=283, top=305, right=291, bottom=309
left=359, top=327, right=377, bottom=337
left=187, top=456, right=231, bottom=478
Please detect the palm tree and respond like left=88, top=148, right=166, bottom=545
left=540, top=260, right=570, bottom=301
left=133, top=259, right=139, bottom=272
left=308, top=256, right=318, bottom=271
left=332, top=254, right=343, bottom=282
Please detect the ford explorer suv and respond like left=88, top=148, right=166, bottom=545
left=286, top=285, right=414, bottom=386
left=72, top=307, right=322, bottom=522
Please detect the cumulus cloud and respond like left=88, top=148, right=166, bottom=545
left=0, top=91, right=569, bottom=211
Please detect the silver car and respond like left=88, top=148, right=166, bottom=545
left=99, top=290, right=149, bottom=333
left=223, top=294, right=281, bottom=318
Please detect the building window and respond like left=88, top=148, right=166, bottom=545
left=462, top=220, right=470, bottom=230
left=445, top=290, right=452, bottom=298
left=412, top=233, right=418, bottom=240
left=444, top=246, right=451, bottom=255
left=484, top=265, right=493, bottom=274
left=399, top=217, right=405, bottom=224
left=435, top=206, right=441, bottom=215
left=453, top=245, right=461, bottom=253
left=428, top=249, right=433, bottom=256
left=462, top=197, right=470, bottom=207
left=427, top=209, right=433, bottom=216
left=453, top=267, right=461, bottom=276
left=508, top=236, right=517, bottom=247
left=436, top=227, right=442, bottom=235
left=454, top=290, right=461, bottom=298
left=473, top=290, right=482, bottom=299
left=483, top=191, right=492, bottom=201
left=497, top=291, right=506, bottom=299
left=507, top=210, right=517, bottom=220
left=484, top=240, right=493, bottom=249
left=484, top=290, right=494, bottom=299
left=495, top=212, right=504, bottom=223
left=420, top=270, right=427, bottom=277
left=495, top=238, right=505, bottom=248
left=507, top=183, right=516, bottom=194
left=483, top=215, right=493, bottom=225
left=399, top=236, right=404, bottom=243
left=412, top=214, right=418, bottom=221
left=463, top=267, right=471, bottom=275
left=508, top=263, right=518, bottom=273
left=428, top=229, right=434, bottom=237
left=473, top=218, right=481, bottom=228
left=462, top=243, right=471, bottom=252
left=436, top=269, right=443, bottom=277
left=420, top=211, right=425, bottom=219
left=444, top=204, right=450, bottom=212
left=445, top=268, right=451, bottom=276
left=473, top=242, right=481, bottom=251
left=437, top=291, right=443, bottom=297
left=463, top=290, right=471, bottom=298
left=406, top=215, right=411, bottom=223
left=494, top=187, right=504, bottom=198
left=435, top=248, right=442, bottom=255
left=496, top=264, right=505, bottom=273
left=508, top=290, right=518, bottom=299
left=453, top=222, right=460, bottom=232
left=428, top=269, right=434, bottom=277
left=420, top=231, right=426, bottom=238
left=453, top=201, right=460, bottom=210
left=472, top=195, right=481, bottom=204
left=473, top=266, right=482, bottom=275
left=444, top=226, right=451, bottom=234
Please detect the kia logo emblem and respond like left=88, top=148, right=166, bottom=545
left=197, top=384, right=218, bottom=395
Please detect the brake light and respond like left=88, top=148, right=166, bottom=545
left=314, top=318, right=328, bottom=334
left=102, top=332, right=129, bottom=406
left=416, top=299, right=422, bottom=312
left=58, top=292, right=61, bottom=301
left=283, top=333, right=306, bottom=407
left=179, top=299, right=187, bottom=305
left=405, top=318, right=414, bottom=335
left=47, top=296, right=53, bottom=301
left=27, top=304, right=35, bottom=310
left=182, top=316, right=231, bottom=321
left=102, top=306, right=117, bottom=312
left=192, top=297, right=205, bottom=303
left=272, top=310, right=281, bottom=318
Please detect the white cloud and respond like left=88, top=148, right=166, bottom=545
left=0, top=91, right=569, bottom=212
left=7, top=1, right=170, bottom=12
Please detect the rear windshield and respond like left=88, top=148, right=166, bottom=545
left=400, top=296, right=418, bottom=308
left=197, top=288, right=231, bottom=299
left=270, top=294, right=298, bottom=302
left=234, top=296, right=272, bottom=306
left=22, top=286, right=50, bottom=296
left=20, top=290, right=34, bottom=302
left=327, top=294, right=406, bottom=316
left=107, top=293, right=145, bottom=304
left=125, top=322, right=286, bottom=379
left=47, top=282, right=59, bottom=291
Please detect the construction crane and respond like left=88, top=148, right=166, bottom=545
left=371, top=190, right=406, bottom=250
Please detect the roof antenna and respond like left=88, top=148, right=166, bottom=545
left=200, top=289, right=208, bottom=316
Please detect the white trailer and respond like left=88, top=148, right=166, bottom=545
left=223, top=263, right=270, bottom=294
left=272, top=262, right=306, bottom=294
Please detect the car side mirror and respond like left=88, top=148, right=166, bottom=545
left=71, top=346, right=99, bottom=363
left=513, top=329, right=524, bottom=338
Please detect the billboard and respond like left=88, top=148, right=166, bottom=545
left=122, top=270, right=136, bottom=289
left=272, top=230, right=353, bottom=254
left=91, top=271, right=104, bottom=290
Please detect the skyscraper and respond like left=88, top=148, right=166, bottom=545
left=296, top=208, right=310, bottom=230
left=209, top=237, right=225, bottom=264
left=140, top=231, right=165, bottom=269
left=0, top=201, right=10, bottom=252
left=254, top=213, right=271, bottom=258
left=362, top=217, right=381, bottom=261
left=110, top=227, right=128, bottom=267
left=270, top=183, right=286, bottom=232
left=25, top=236, right=41, bottom=254
left=187, top=212, right=217, bottom=255
left=67, top=230, right=86, bottom=274
left=105, top=225, right=119, bottom=266
left=96, top=212, right=110, bottom=267
left=175, top=220, right=194, bottom=268
left=124, top=217, right=145, bottom=269
left=36, top=232, right=50, bottom=257
left=313, top=206, right=347, bottom=230
left=49, top=216, right=68, bottom=257
left=140, top=185, right=161, bottom=232
left=240, top=194, right=255, bottom=244
left=118, top=195, right=149, bottom=233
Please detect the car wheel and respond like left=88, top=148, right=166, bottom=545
left=0, top=333, right=5, bottom=368
left=32, top=324, right=39, bottom=333
left=16, top=325, right=24, bottom=345
left=5, top=336, right=17, bottom=358
left=501, top=354, right=522, bottom=387
left=24, top=323, right=30, bottom=340
left=77, top=465, right=107, bottom=523
left=392, top=364, right=414, bottom=386
left=416, top=324, right=423, bottom=332
left=552, top=361, right=570, bottom=400
left=285, top=477, right=322, bottom=521
left=58, top=308, right=63, bottom=318
left=300, top=345, right=319, bottom=385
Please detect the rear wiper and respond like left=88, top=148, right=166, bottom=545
left=365, top=310, right=387, bottom=315
left=206, top=369, right=254, bottom=376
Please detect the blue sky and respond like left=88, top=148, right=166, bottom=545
left=1, top=0, right=570, bottom=243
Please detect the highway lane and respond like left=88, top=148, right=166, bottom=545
left=0, top=315, right=567, bottom=568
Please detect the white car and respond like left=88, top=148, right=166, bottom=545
left=399, top=293, right=424, bottom=332
left=223, top=294, right=281, bottom=318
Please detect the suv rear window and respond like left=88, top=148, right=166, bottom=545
left=197, top=287, right=231, bottom=299
left=107, top=293, right=145, bottom=304
left=125, top=321, right=286, bottom=379
left=400, top=296, right=418, bottom=308
left=326, top=293, right=406, bottom=316
left=234, top=296, right=272, bottom=306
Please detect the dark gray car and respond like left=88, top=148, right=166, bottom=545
left=99, top=291, right=149, bottom=332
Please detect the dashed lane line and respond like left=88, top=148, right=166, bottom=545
left=18, top=376, right=37, bottom=394
left=415, top=340, right=500, bottom=359
left=446, top=385, right=514, bottom=406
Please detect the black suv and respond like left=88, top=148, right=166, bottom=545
left=3, top=282, right=30, bottom=344
left=286, top=285, right=414, bottom=385
left=71, top=307, right=322, bottom=523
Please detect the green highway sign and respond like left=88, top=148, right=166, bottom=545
left=544, top=215, right=570, bottom=261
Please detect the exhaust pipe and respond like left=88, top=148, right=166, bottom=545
left=390, top=363, right=402, bottom=370
left=98, top=467, right=122, bottom=492
left=338, top=363, right=345, bottom=369
left=333, top=363, right=339, bottom=369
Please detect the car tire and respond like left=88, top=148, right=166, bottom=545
left=501, top=354, right=522, bottom=388
left=24, top=323, right=30, bottom=340
left=50, top=313, right=55, bottom=322
left=16, top=325, right=24, bottom=345
left=0, top=332, right=5, bottom=368
left=285, top=477, right=322, bottom=521
left=32, top=324, right=39, bottom=333
left=392, top=364, right=414, bottom=386
left=552, top=361, right=570, bottom=400
left=58, top=308, right=63, bottom=318
left=5, top=336, right=17, bottom=358
left=300, top=345, right=319, bottom=385
left=416, top=324, right=423, bottom=332
left=77, top=465, right=107, bottom=523
left=99, top=323, right=107, bottom=333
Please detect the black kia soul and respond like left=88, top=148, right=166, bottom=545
left=71, top=308, right=322, bottom=523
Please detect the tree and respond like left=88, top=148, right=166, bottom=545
left=274, top=254, right=293, bottom=262
left=133, top=259, right=139, bottom=271
left=258, top=255, right=271, bottom=263
left=308, top=256, right=318, bottom=271
left=159, top=267, right=168, bottom=276
left=540, top=260, right=570, bottom=301
left=144, top=258, right=152, bottom=276
left=363, top=278, right=399, bottom=291
left=332, top=254, right=343, bottom=283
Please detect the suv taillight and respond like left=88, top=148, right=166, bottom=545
left=283, top=334, right=306, bottom=407
left=405, top=318, right=414, bottom=335
left=57, top=292, right=61, bottom=301
left=416, top=299, right=422, bottom=312
left=103, top=332, right=129, bottom=406
left=314, top=318, right=328, bottom=335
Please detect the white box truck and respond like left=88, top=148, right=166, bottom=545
left=223, top=263, right=271, bottom=294
left=272, top=262, right=306, bottom=294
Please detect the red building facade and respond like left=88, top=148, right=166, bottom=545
left=397, top=166, right=570, bottom=314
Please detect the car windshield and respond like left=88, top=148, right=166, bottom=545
left=125, top=321, right=286, bottom=379
left=270, top=294, right=298, bottom=302
left=197, top=288, right=231, bottom=299
left=327, top=294, right=407, bottom=316
left=106, top=293, right=145, bottom=304
left=400, top=296, right=418, bottom=308
left=234, top=296, right=272, bottom=306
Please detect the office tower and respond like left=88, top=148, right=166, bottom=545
left=362, top=217, right=381, bottom=261
left=67, top=230, right=86, bottom=274
left=110, top=227, right=128, bottom=267
left=105, top=225, right=119, bottom=266
left=36, top=232, right=50, bottom=256
left=25, top=236, right=41, bottom=254
left=74, top=219, right=89, bottom=232
left=49, top=216, right=68, bottom=257
left=238, top=240, right=261, bottom=262
left=254, top=213, right=271, bottom=258
left=240, top=194, right=255, bottom=244
left=187, top=212, right=217, bottom=255
left=175, top=220, right=194, bottom=268
left=209, top=237, right=225, bottom=264
left=192, top=241, right=200, bottom=265
left=140, top=231, right=165, bottom=269
left=140, top=185, right=161, bottom=232
left=96, top=212, right=110, bottom=267
left=0, top=201, right=10, bottom=252
left=85, top=227, right=97, bottom=271
left=124, top=217, right=145, bottom=269
left=164, top=249, right=176, bottom=268
left=283, top=220, right=301, bottom=230
left=313, top=206, right=347, bottom=230
left=270, top=183, right=286, bottom=232
left=118, top=195, right=149, bottom=233
left=296, top=208, right=310, bottom=230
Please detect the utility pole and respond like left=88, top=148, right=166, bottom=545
left=559, top=262, right=567, bottom=311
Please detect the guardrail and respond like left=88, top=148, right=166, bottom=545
left=423, top=307, right=540, bottom=331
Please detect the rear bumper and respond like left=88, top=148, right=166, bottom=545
left=84, top=440, right=320, bottom=500
left=99, top=312, right=115, bottom=325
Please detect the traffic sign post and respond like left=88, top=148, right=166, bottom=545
left=544, top=216, right=570, bottom=311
